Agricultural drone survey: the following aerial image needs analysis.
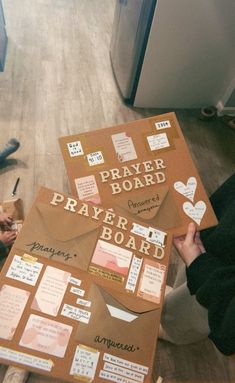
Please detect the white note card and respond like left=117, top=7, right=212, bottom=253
left=6, top=255, right=43, bottom=286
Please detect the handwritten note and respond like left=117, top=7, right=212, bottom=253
left=0, top=285, right=30, bottom=340
left=20, top=314, right=72, bottom=358
left=137, top=260, right=166, bottom=304
left=70, top=344, right=100, bottom=380
left=6, top=255, right=43, bottom=286
left=125, top=256, right=143, bottom=293
left=147, top=133, right=170, bottom=151
left=61, top=303, right=91, bottom=324
left=31, top=266, right=70, bottom=316
left=0, top=346, right=53, bottom=371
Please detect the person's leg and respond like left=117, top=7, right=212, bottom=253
left=0, top=138, right=20, bottom=163
left=160, top=281, right=210, bottom=345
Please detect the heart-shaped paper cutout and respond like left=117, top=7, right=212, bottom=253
left=174, top=177, right=197, bottom=202
left=183, top=201, right=206, bottom=225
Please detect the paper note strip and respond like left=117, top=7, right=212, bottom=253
left=69, top=276, right=82, bottom=286
left=147, top=227, right=167, bottom=247
left=31, top=266, right=70, bottom=316
left=99, top=370, right=139, bottom=383
left=103, top=353, right=149, bottom=375
left=20, top=314, right=72, bottom=358
left=70, top=286, right=85, bottom=297
left=125, top=256, right=143, bottom=293
left=6, top=255, right=43, bottom=286
left=103, top=361, right=145, bottom=382
left=67, top=141, right=84, bottom=157
left=131, top=223, right=149, bottom=238
left=76, top=298, right=92, bottom=307
left=155, top=120, right=171, bottom=130
left=147, top=133, right=170, bottom=151
left=0, top=346, right=53, bottom=371
left=0, top=285, right=30, bottom=340
left=70, top=344, right=100, bottom=380
left=87, top=151, right=104, bottom=166
left=61, top=303, right=91, bottom=324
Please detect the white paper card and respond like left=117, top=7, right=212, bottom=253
left=147, top=227, right=167, bottom=247
left=99, top=370, right=139, bottom=383
left=69, top=276, right=82, bottom=286
left=131, top=223, right=149, bottom=238
left=0, top=346, right=53, bottom=371
left=61, top=303, right=91, bottom=323
left=103, top=353, right=149, bottom=375
left=111, top=132, right=137, bottom=163
left=70, top=286, right=85, bottom=297
left=87, top=151, right=104, bottom=166
left=155, top=120, right=171, bottom=130
left=147, top=133, right=170, bottom=151
left=70, top=344, right=100, bottom=380
left=67, top=141, right=84, bottom=157
left=103, top=362, right=145, bottom=382
left=125, top=256, right=143, bottom=293
left=6, top=255, right=43, bottom=286
left=76, top=298, right=92, bottom=307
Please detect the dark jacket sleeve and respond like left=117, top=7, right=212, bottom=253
left=186, top=252, right=223, bottom=294
left=0, top=240, right=7, bottom=257
left=186, top=255, right=235, bottom=355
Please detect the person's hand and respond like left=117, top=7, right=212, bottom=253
left=0, top=230, right=17, bottom=246
left=173, top=222, right=206, bottom=266
left=0, top=212, right=13, bottom=228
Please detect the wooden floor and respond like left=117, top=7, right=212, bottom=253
left=0, top=0, right=235, bottom=382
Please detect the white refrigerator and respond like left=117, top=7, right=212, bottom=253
left=110, top=0, right=235, bottom=109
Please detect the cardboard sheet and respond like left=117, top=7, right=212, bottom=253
left=59, top=112, right=218, bottom=236
left=0, top=187, right=172, bottom=383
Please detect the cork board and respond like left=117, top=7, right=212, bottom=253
left=59, top=112, right=218, bottom=236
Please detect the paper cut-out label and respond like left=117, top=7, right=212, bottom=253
left=174, top=177, right=197, bottom=202
left=183, top=200, right=206, bottom=225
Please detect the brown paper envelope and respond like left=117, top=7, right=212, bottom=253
left=75, top=282, right=160, bottom=362
left=14, top=202, right=102, bottom=270
left=115, top=185, right=182, bottom=230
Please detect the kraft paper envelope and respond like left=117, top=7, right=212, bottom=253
left=59, top=112, right=218, bottom=236
left=15, top=201, right=102, bottom=270
left=76, top=282, right=160, bottom=363
left=115, top=184, right=182, bottom=229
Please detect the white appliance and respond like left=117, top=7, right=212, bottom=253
left=110, top=0, right=235, bottom=109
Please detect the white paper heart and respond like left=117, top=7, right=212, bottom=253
left=183, top=200, right=206, bottom=225
left=174, top=177, right=197, bottom=202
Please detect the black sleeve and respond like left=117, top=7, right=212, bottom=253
left=187, top=256, right=235, bottom=355
left=0, top=240, right=7, bottom=258
left=186, top=252, right=223, bottom=295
